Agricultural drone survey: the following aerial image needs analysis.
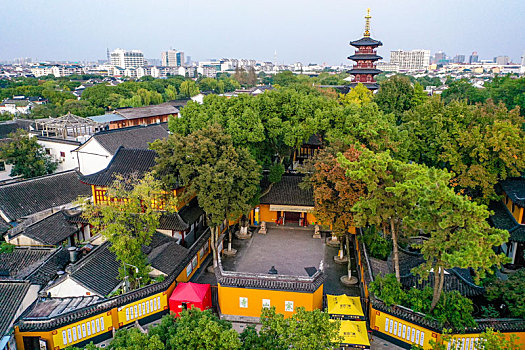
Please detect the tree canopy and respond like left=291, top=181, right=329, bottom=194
left=0, top=130, right=58, bottom=178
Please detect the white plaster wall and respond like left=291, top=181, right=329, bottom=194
left=37, top=139, right=79, bottom=173
left=74, top=139, right=112, bottom=175
left=0, top=163, right=15, bottom=181
left=7, top=234, right=42, bottom=247
left=14, top=284, right=39, bottom=319
left=47, top=276, right=95, bottom=297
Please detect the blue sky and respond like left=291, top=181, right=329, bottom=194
left=1, top=0, right=524, bottom=64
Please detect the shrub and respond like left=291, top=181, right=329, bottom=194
left=362, top=226, right=392, bottom=260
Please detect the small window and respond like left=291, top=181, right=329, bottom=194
left=60, top=151, right=66, bottom=158
left=45, top=148, right=51, bottom=155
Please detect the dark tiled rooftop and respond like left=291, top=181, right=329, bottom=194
left=22, top=296, right=102, bottom=320
left=260, top=175, right=314, bottom=207
left=144, top=231, right=189, bottom=275
left=18, top=229, right=211, bottom=332
left=501, top=177, right=525, bottom=208
left=0, top=246, right=68, bottom=286
left=0, top=119, right=33, bottom=139
left=116, top=103, right=179, bottom=120
left=80, top=148, right=157, bottom=187
left=90, top=123, right=168, bottom=155
left=350, top=37, right=383, bottom=47
left=0, top=280, right=31, bottom=335
left=401, top=268, right=484, bottom=297
left=489, top=200, right=525, bottom=243
left=0, top=170, right=91, bottom=222
left=17, top=211, right=79, bottom=246
left=65, top=242, right=121, bottom=297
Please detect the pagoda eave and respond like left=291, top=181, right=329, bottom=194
left=347, top=54, right=382, bottom=61
left=347, top=82, right=380, bottom=90
left=347, top=68, right=382, bottom=75
left=349, top=37, right=383, bottom=47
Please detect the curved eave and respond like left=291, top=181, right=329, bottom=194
left=347, top=69, right=382, bottom=75
left=349, top=37, right=383, bottom=47
left=347, top=82, right=380, bottom=90
left=347, top=54, right=382, bottom=61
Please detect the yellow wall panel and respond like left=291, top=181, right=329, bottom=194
left=51, top=312, right=113, bottom=349
left=370, top=306, right=438, bottom=349
left=218, top=284, right=323, bottom=318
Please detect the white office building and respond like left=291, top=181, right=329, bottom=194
left=110, top=49, right=145, bottom=68
left=390, top=49, right=431, bottom=71
left=161, top=49, right=185, bottom=67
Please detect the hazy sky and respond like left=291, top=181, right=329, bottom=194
left=1, top=0, right=524, bottom=64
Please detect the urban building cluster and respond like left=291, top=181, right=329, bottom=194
left=0, top=8, right=524, bottom=350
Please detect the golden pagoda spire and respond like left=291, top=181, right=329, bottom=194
left=364, top=8, right=371, bottom=37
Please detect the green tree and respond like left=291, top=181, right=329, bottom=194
left=163, top=309, right=241, bottom=350
left=485, top=268, right=525, bottom=319
left=487, top=75, right=525, bottom=115
left=400, top=166, right=508, bottom=310
left=339, top=150, right=423, bottom=281
left=441, top=79, right=488, bottom=104
left=0, top=130, right=58, bottom=178
left=109, top=328, right=164, bottom=350
left=374, top=75, right=415, bottom=121
left=339, top=83, right=372, bottom=106
left=476, top=328, right=521, bottom=350
left=179, top=80, right=200, bottom=98
left=401, top=97, right=525, bottom=201
left=151, top=125, right=260, bottom=264
left=164, top=85, right=178, bottom=100
left=302, top=146, right=365, bottom=279
left=80, top=173, right=171, bottom=291
left=257, top=307, right=342, bottom=350
left=325, top=102, right=409, bottom=159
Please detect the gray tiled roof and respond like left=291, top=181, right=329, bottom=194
left=90, top=123, right=168, bottom=155
left=115, top=103, right=179, bottom=120
left=0, top=247, right=68, bottom=286
left=143, top=231, right=188, bottom=275
left=401, top=268, right=484, bottom=297
left=260, top=175, right=314, bottom=206
left=349, top=37, right=383, bottom=47
left=0, top=218, right=10, bottom=234
left=65, top=231, right=189, bottom=296
left=500, top=177, right=525, bottom=208
left=489, top=200, right=525, bottom=243
left=0, top=119, right=33, bottom=139
left=0, top=170, right=91, bottom=222
left=66, top=242, right=121, bottom=297
left=17, top=211, right=79, bottom=246
left=21, top=295, right=102, bottom=320
left=0, top=280, right=30, bottom=336
left=18, top=228, right=211, bottom=332
left=80, top=148, right=157, bottom=186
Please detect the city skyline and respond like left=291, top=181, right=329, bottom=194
left=1, top=0, right=524, bottom=64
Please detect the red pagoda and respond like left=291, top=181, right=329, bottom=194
left=347, top=9, right=382, bottom=90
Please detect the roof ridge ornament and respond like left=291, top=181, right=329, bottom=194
left=364, top=8, right=371, bottom=38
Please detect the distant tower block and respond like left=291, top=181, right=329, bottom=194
left=347, top=8, right=383, bottom=90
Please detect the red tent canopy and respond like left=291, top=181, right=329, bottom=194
left=168, top=282, right=212, bottom=316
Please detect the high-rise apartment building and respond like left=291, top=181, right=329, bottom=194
left=390, top=49, right=430, bottom=71
left=469, top=52, right=479, bottom=64
left=434, top=51, right=446, bottom=64
left=161, top=49, right=185, bottom=67
left=110, top=49, right=145, bottom=68
left=453, top=54, right=465, bottom=63
left=495, top=56, right=511, bottom=65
